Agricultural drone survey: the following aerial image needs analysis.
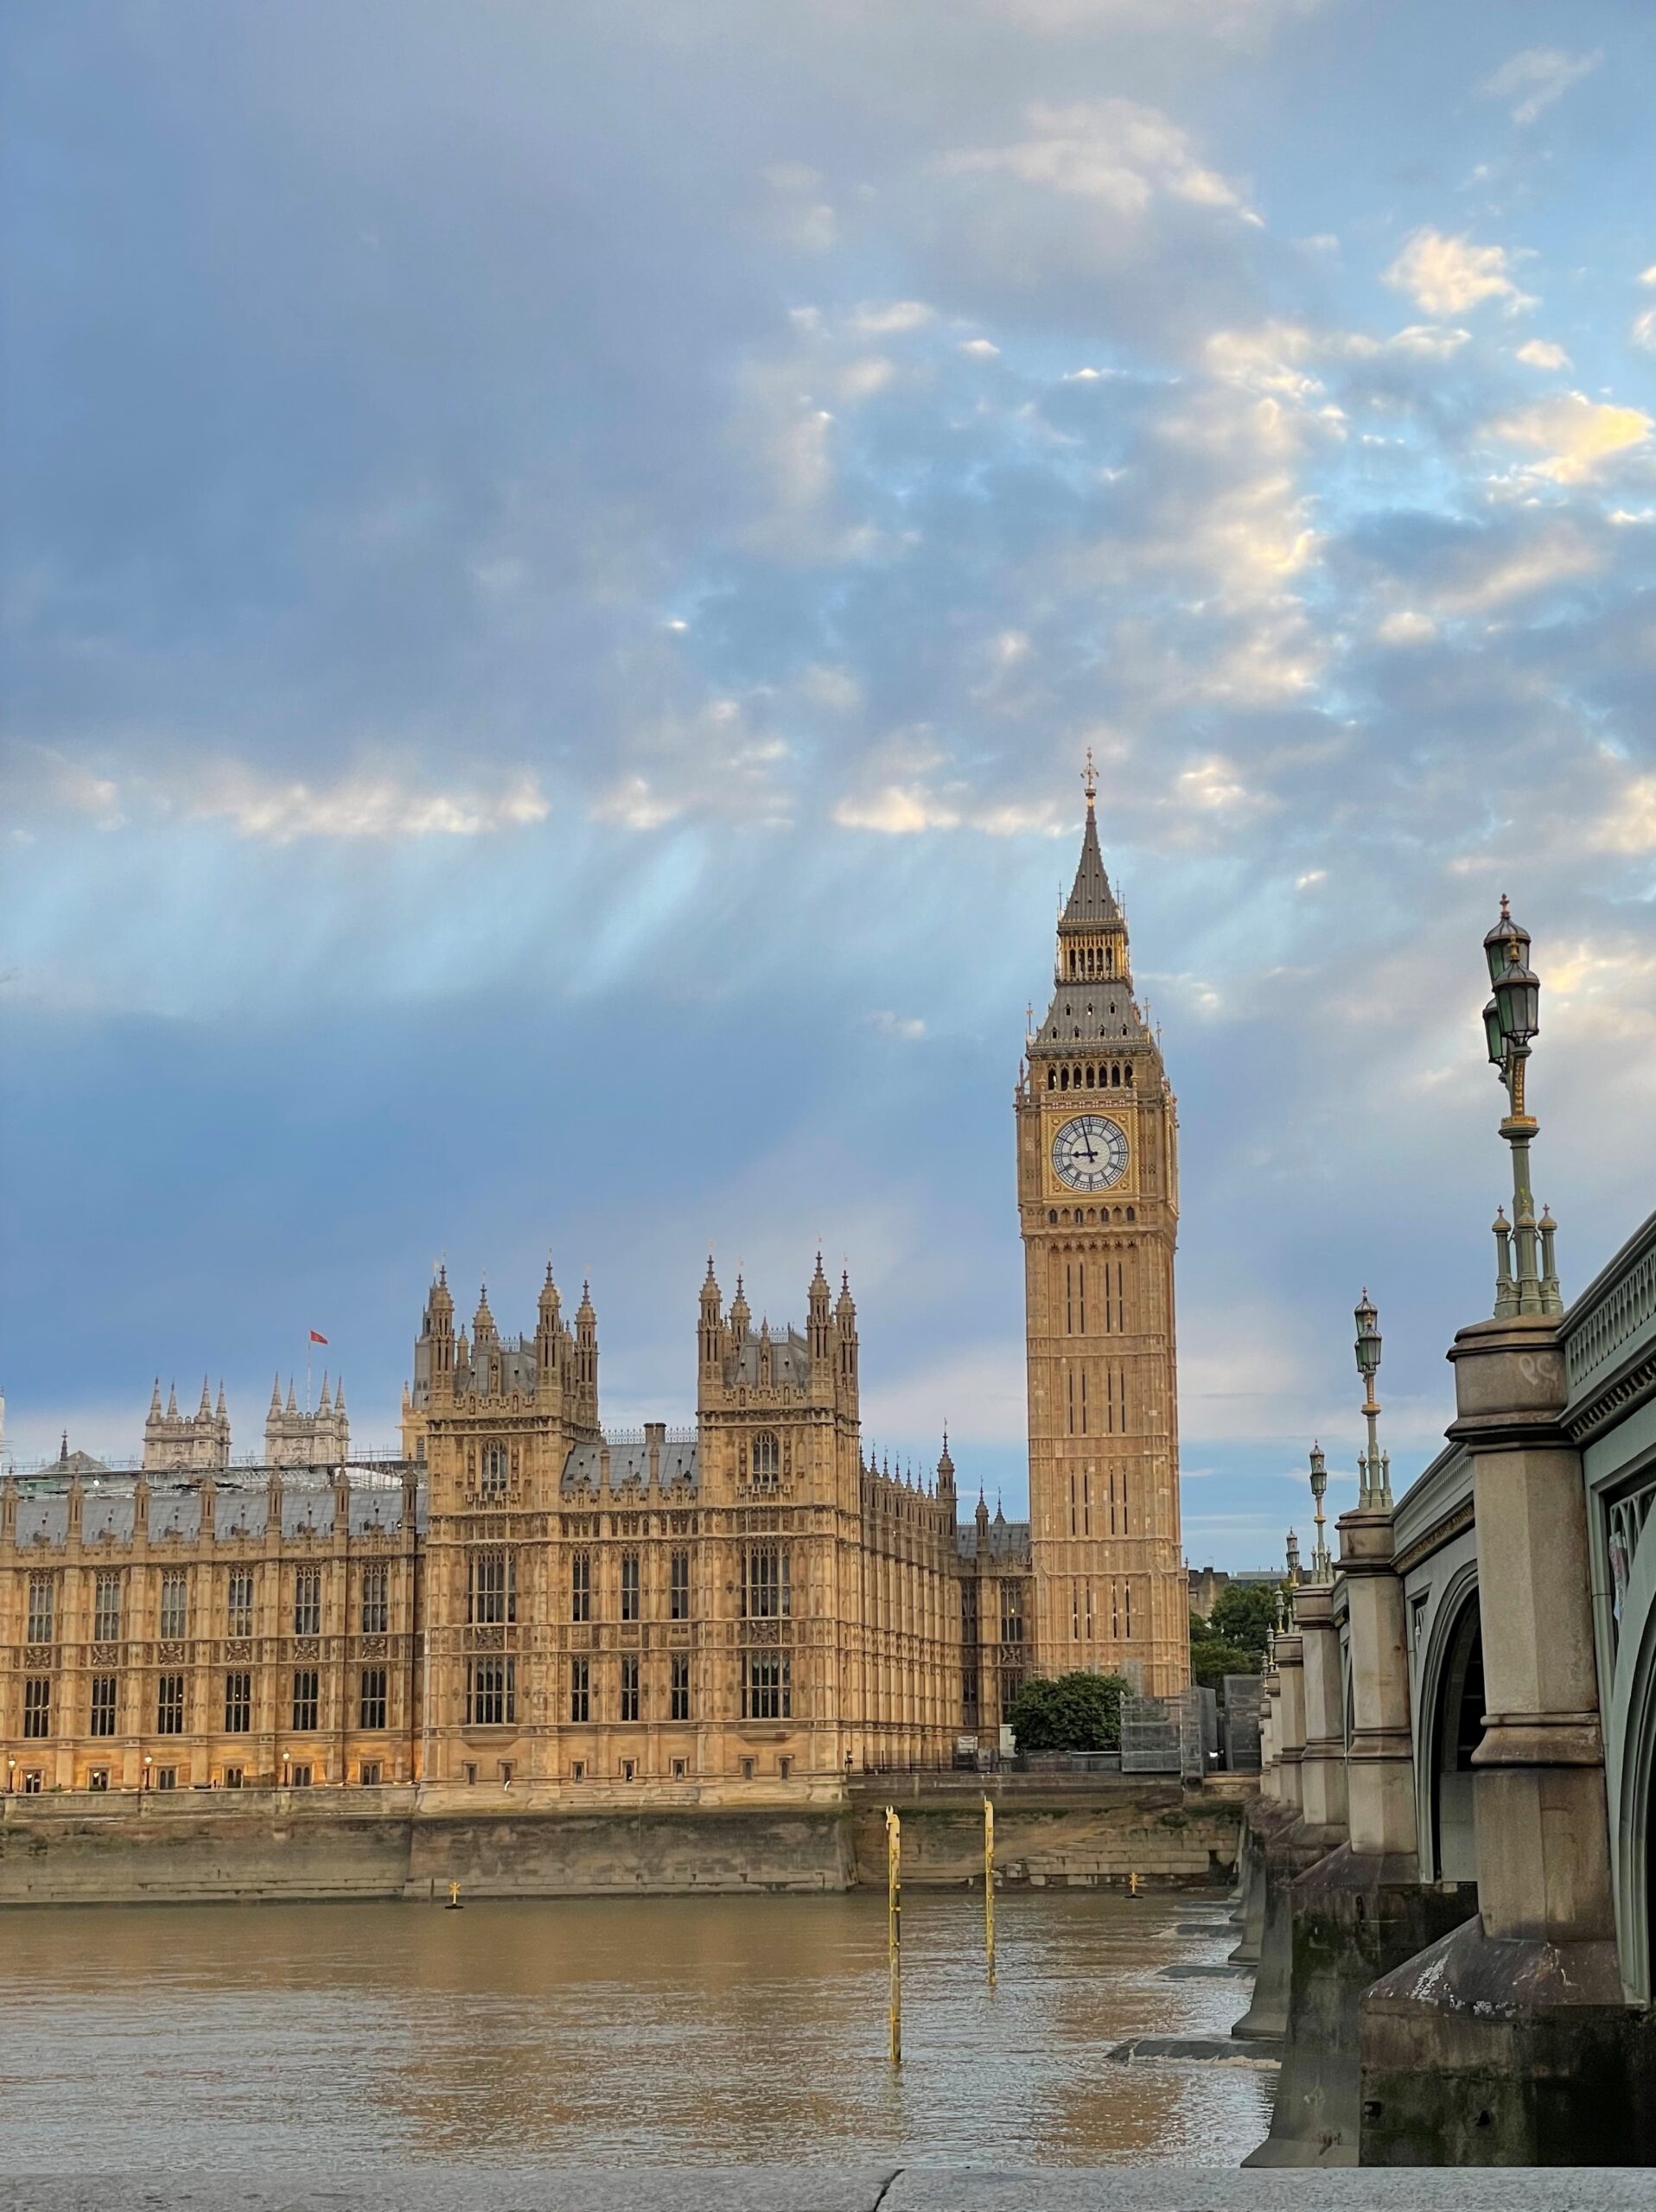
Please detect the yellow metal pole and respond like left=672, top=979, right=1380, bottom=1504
left=984, top=1795, right=996, bottom=1986
left=886, top=1805, right=902, bottom=2065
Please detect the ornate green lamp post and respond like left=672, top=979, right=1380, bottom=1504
left=1481, top=895, right=1561, bottom=1318
left=1353, top=1289, right=1391, bottom=1508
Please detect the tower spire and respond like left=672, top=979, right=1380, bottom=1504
left=1059, top=782, right=1121, bottom=930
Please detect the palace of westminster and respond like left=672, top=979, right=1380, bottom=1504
left=0, top=783, right=1188, bottom=1796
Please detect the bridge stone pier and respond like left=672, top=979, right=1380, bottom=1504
left=1232, top=901, right=1656, bottom=2167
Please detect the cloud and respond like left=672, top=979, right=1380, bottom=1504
left=867, top=1010, right=927, bottom=1040
left=1590, top=777, right=1656, bottom=856
left=984, top=0, right=1322, bottom=45
left=1375, top=609, right=1436, bottom=645
left=193, top=766, right=552, bottom=843
left=1484, top=391, right=1654, bottom=484
left=943, top=98, right=1255, bottom=221
left=1479, top=47, right=1601, bottom=125
left=1384, top=228, right=1532, bottom=316
left=590, top=775, right=682, bottom=832
left=1514, top=339, right=1571, bottom=370
left=861, top=1343, right=1027, bottom=1450
left=845, top=300, right=935, bottom=335
left=1633, top=307, right=1656, bottom=354
left=10, top=753, right=555, bottom=845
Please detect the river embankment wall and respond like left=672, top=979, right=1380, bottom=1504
left=848, top=1775, right=1239, bottom=1890
left=0, top=1777, right=1240, bottom=1905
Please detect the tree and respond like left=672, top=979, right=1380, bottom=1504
left=1188, top=1637, right=1258, bottom=1690
left=1205, top=1580, right=1282, bottom=1658
left=1005, top=1670, right=1132, bottom=1753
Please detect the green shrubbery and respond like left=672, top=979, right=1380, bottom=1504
left=1004, top=1669, right=1132, bottom=1752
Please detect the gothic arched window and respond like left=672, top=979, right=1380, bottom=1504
left=753, top=1432, right=780, bottom=1487
left=481, top=1441, right=508, bottom=1501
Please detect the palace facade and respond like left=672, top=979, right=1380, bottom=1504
left=0, top=785, right=1187, bottom=1794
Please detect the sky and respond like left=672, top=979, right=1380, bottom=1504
left=3, top=1, right=1654, bottom=1566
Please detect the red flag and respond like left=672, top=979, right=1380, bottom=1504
left=309, top=1330, right=328, bottom=1345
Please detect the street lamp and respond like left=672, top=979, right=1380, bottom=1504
left=1353, top=1290, right=1392, bottom=1510
left=1481, top=895, right=1560, bottom=1318
left=1308, top=1443, right=1331, bottom=1582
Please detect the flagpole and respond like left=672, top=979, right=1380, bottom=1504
left=306, top=1333, right=312, bottom=1415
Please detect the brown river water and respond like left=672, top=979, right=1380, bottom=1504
left=0, top=1891, right=1270, bottom=2168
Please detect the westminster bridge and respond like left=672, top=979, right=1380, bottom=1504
left=1232, top=899, right=1656, bottom=2167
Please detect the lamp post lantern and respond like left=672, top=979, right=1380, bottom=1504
left=1481, top=895, right=1561, bottom=1317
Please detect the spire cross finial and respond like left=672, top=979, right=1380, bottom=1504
left=1083, top=747, right=1097, bottom=807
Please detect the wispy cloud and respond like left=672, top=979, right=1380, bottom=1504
left=1479, top=47, right=1601, bottom=126
left=943, top=98, right=1257, bottom=221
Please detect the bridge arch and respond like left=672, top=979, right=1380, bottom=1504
left=1416, top=1567, right=1482, bottom=1883
left=1608, top=1472, right=1656, bottom=2003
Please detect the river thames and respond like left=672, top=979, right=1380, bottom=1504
left=0, top=1890, right=1267, bottom=2168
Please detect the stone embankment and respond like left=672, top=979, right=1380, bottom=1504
left=849, top=1773, right=1239, bottom=1890
left=0, top=1775, right=1240, bottom=1905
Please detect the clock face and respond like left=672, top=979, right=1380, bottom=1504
left=1051, top=1115, right=1129, bottom=1192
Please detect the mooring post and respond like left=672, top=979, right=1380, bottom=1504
left=984, top=1794, right=996, bottom=1986
left=885, top=1804, right=901, bottom=2065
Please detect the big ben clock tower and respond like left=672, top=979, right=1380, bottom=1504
left=1017, top=760, right=1188, bottom=1694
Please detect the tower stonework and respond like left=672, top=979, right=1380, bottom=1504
left=1017, top=772, right=1188, bottom=1694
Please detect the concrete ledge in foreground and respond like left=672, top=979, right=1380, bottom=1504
left=7, top=2171, right=1656, bottom=2211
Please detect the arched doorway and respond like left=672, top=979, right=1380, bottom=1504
left=1431, top=1594, right=1483, bottom=1883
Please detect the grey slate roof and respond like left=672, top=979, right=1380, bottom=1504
left=562, top=1438, right=699, bottom=1492
left=16, top=1497, right=68, bottom=1546
left=728, top=1327, right=812, bottom=1389
left=148, top=1493, right=203, bottom=1543
left=82, top=1496, right=137, bottom=1543
left=1033, top=988, right=1143, bottom=1048
left=956, top=1518, right=1033, bottom=1567
left=6, top=1469, right=422, bottom=1545
left=453, top=1339, right=539, bottom=1399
